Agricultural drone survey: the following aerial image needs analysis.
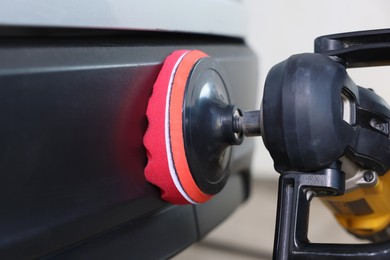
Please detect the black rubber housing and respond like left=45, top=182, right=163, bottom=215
left=262, top=53, right=354, bottom=172
left=183, top=57, right=241, bottom=195
left=262, top=53, right=390, bottom=174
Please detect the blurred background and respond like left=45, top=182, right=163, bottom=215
left=175, top=0, right=390, bottom=259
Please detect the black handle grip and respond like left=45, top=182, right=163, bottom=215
left=315, top=29, right=390, bottom=68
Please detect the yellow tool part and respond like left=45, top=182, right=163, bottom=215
left=321, top=171, right=390, bottom=238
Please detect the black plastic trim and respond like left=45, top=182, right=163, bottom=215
left=0, top=40, right=257, bottom=259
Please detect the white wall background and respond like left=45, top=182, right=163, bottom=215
left=245, top=0, right=390, bottom=178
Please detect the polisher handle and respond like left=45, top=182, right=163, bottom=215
left=315, top=28, right=390, bottom=68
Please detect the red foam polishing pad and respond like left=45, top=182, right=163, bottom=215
left=144, top=50, right=213, bottom=204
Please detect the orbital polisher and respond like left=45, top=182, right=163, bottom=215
left=143, top=29, right=390, bottom=259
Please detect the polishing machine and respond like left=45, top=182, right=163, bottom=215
left=144, top=29, right=390, bottom=259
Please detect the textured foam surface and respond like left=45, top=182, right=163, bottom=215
left=144, top=50, right=212, bottom=204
